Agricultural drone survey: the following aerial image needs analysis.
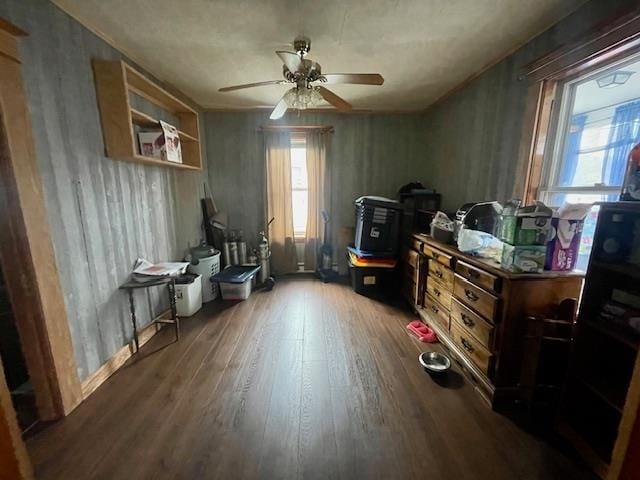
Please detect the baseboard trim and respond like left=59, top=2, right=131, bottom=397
left=80, top=310, right=169, bottom=399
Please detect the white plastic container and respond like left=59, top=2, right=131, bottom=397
left=219, top=280, right=252, bottom=301
left=187, top=252, right=220, bottom=303
left=175, top=274, right=202, bottom=316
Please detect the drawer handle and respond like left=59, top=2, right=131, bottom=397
left=434, top=270, right=443, bottom=279
left=431, top=305, right=439, bottom=314
left=433, top=252, right=440, bottom=260
left=461, top=314, right=475, bottom=328
left=461, top=338, right=474, bottom=353
left=467, top=269, right=480, bottom=279
left=464, top=289, right=478, bottom=302
left=433, top=287, right=441, bottom=297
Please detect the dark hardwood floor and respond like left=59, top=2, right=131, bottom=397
left=27, top=277, right=593, bottom=479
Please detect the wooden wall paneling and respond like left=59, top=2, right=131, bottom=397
left=419, top=0, right=639, bottom=211
left=0, top=356, right=33, bottom=480
left=0, top=0, right=207, bottom=383
left=0, top=21, right=82, bottom=417
left=204, top=111, right=428, bottom=273
left=80, top=312, right=168, bottom=399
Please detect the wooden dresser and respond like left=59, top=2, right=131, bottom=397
left=403, top=233, right=583, bottom=406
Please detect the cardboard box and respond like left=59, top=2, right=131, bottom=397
left=499, top=202, right=552, bottom=246
left=501, top=244, right=547, bottom=273
left=137, top=120, right=182, bottom=163
left=544, top=204, right=591, bottom=271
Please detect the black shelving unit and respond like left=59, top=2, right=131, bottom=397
left=559, top=202, right=640, bottom=478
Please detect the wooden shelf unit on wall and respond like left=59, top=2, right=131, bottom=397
left=92, top=59, right=202, bottom=170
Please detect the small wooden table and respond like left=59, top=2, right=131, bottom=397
left=119, top=277, right=180, bottom=352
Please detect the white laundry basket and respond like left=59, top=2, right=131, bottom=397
left=187, top=251, right=220, bottom=302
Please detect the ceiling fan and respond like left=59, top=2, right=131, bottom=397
left=218, top=36, right=384, bottom=119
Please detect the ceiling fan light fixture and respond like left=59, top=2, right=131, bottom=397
left=596, top=70, right=634, bottom=89
left=284, top=86, right=323, bottom=110
left=219, top=36, right=384, bottom=116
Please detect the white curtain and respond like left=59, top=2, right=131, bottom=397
left=303, top=131, right=330, bottom=271
left=265, top=131, right=298, bottom=275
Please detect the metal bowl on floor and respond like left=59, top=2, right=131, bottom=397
left=419, top=351, right=451, bottom=373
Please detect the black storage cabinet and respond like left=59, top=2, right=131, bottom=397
left=354, top=197, right=402, bottom=255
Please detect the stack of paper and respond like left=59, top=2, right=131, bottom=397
left=131, top=258, right=189, bottom=283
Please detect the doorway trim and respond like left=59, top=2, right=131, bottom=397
left=0, top=355, right=33, bottom=479
left=0, top=19, right=82, bottom=420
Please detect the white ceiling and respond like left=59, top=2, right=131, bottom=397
left=52, top=0, right=587, bottom=111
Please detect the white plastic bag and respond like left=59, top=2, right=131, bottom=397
left=457, top=227, right=504, bottom=262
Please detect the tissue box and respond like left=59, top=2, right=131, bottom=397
left=544, top=204, right=591, bottom=271
left=137, top=120, right=182, bottom=163
left=545, top=217, right=584, bottom=271
left=501, top=244, right=547, bottom=273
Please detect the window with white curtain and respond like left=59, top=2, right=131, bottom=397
left=290, top=135, right=308, bottom=238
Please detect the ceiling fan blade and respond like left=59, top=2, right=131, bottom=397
left=276, top=51, right=302, bottom=72
left=321, top=73, right=384, bottom=85
left=317, top=86, right=352, bottom=112
left=218, top=80, right=287, bottom=92
left=270, top=94, right=289, bottom=120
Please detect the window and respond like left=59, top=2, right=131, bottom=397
left=535, top=51, right=640, bottom=270
left=290, top=135, right=308, bottom=238
left=539, top=53, right=640, bottom=207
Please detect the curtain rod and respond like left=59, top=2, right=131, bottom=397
left=258, top=125, right=334, bottom=133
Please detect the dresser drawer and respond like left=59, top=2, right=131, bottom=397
left=411, top=238, right=423, bottom=253
left=454, top=275, right=498, bottom=321
left=428, top=260, right=454, bottom=290
left=455, top=260, right=501, bottom=294
left=450, top=322, right=493, bottom=375
left=405, top=248, right=420, bottom=269
left=425, top=278, right=452, bottom=310
left=422, top=244, right=453, bottom=268
left=450, top=298, right=494, bottom=348
left=425, top=295, right=450, bottom=332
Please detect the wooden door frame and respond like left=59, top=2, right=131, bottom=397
left=0, top=19, right=82, bottom=420
left=0, top=354, right=33, bottom=479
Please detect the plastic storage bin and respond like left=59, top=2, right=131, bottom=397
left=354, top=196, right=402, bottom=255
left=346, top=245, right=398, bottom=268
left=174, top=274, right=202, bottom=317
left=347, top=255, right=396, bottom=297
left=211, top=265, right=261, bottom=301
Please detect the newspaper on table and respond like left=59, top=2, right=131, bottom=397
left=131, top=258, right=189, bottom=283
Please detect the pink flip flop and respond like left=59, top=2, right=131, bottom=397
left=407, top=320, right=438, bottom=343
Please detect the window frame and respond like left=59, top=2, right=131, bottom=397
left=290, top=133, right=308, bottom=239
left=520, top=9, right=640, bottom=205
left=538, top=51, right=640, bottom=205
